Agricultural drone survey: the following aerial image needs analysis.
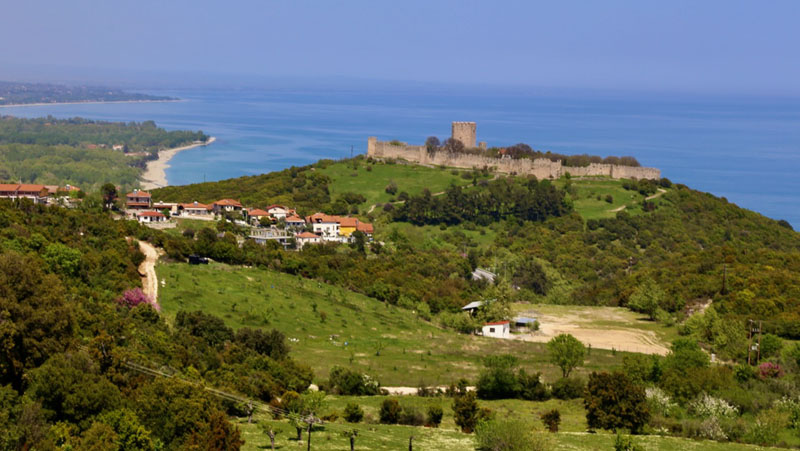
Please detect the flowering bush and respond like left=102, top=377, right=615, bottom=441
left=116, top=288, right=158, bottom=311
left=646, top=387, right=676, bottom=417
left=776, top=396, right=800, bottom=430
left=689, top=393, right=738, bottom=419
left=758, top=362, right=784, bottom=379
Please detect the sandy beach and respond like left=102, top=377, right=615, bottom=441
left=141, top=136, right=216, bottom=190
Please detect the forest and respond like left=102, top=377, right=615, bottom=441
left=0, top=116, right=207, bottom=190
left=0, top=81, right=173, bottom=105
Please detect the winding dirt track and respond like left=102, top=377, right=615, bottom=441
left=138, top=240, right=160, bottom=302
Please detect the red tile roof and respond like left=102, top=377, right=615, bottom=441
left=286, top=214, right=305, bottom=223
left=126, top=190, right=151, bottom=198
left=339, top=217, right=359, bottom=227
left=484, top=321, right=510, bottom=326
left=306, top=213, right=340, bottom=223
left=356, top=222, right=374, bottom=234
left=214, top=199, right=243, bottom=207
left=266, top=204, right=286, bottom=211
left=296, top=232, right=320, bottom=239
left=17, top=184, right=46, bottom=193
left=248, top=208, right=270, bottom=216
left=0, top=184, right=19, bottom=191
left=138, top=211, right=166, bottom=217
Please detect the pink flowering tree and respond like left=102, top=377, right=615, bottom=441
left=116, top=288, right=159, bottom=311
left=758, top=361, right=784, bottom=379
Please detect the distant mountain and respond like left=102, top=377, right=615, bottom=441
left=0, top=81, right=175, bottom=105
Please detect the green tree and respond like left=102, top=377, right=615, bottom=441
left=584, top=372, right=649, bottom=434
left=379, top=399, right=401, bottom=424
left=42, top=242, right=82, bottom=277
left=547, top=334, right=586, bottom=378
left=101, top=183, right=117, bottom=210
left=476, top=354, right=521, bottom=399
left=627, top=279, right=665, bottom=320
left=452, top=391, right=479, bottom=433
left=343, top=402, right=364, bottom=423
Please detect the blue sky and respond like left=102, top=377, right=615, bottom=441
left=2, top=0, right=799, bottom=94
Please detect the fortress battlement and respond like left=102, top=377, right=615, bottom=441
left=366, top=122, right=660, bottom=180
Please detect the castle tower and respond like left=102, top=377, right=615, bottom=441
left=451, top=122, right=476, bottom=148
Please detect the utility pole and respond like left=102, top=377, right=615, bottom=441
left=409, top=435, right=414, bottom=451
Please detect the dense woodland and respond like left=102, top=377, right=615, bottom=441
left=0, top=81, right=173, bottom=105
left=0, top=116, right=207, bottom=190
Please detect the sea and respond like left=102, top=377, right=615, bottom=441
left=2, top=85, right=799, bottom=228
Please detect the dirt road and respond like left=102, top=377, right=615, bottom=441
left=138, top=240, right=161, bottom=303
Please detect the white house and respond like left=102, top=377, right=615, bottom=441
left=295, top=231, right=322, bottom=249
left=267, top=204, right=288, bottom=219
left=285, top=214, right=305, bottom=229
left=180, top=201, right=213, bottom=217
left=306, top=213, right=340, bottom=240
left=482, top=321, right=511, bottom=339
left=137, top=211, right=167, bottom=223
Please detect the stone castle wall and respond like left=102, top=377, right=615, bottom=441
left=367, top=137, right=660, bottom=180
left=452, top=122, right=477, bottom=148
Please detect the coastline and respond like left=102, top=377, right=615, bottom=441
left=0, top=99, right=182, bottom=108
left=141, top=136, right=216, bottom=190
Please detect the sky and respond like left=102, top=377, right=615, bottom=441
left=2, top=0, right=800, bottom=94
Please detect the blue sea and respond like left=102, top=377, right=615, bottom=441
left=3, top=85, right=799, bottom=228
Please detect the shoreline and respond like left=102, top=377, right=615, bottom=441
left=0, top=99, right=182, bottom=108
left=141, top=136, right=216, bottom=190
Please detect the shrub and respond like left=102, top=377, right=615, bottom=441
left=689, top=393, right=738, bottom=419
left=758, top=362, right=784, bottom=379
left=551, top=377, right=584, bottom=400
left=759, top=334, right=783, bottom=358
left=328, top=366, right=380, bottom=395
left=426, top=405, right=443, bottom=427
left=116, top=288, right=155, bottom=310
left=585, top=372, right=649, bottom=434
left=746, top=408, right=787, bottom=446
left=379, top=399, right=400, bottom=424
left=540, top=409, right=561, bottom=432
left=645, top=387, right=676, bottom=417
left=518, top=371, right=549, bottom=401
left=682, top=417, right=728, bottom=441
left=384, top=182, right=398, bottom=195
left=605, top=195, right=613, bottom=204
left=398, top=406, right=425, bottom=426
left=453, top=391, right=480, bottom=433
left=475, top=419, right=549, bottom=451
left=476, top=355, right=521, bottom=400
left=343, top=402, right=364, bottom=423
left=613, top=432, right=643, bottom=451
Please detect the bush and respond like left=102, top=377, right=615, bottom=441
left=551, top=377, right=584, bottom=400
left=540, top=409, right=561, bottom=432
left=758, top=362, right=784, bottom=379
left=476, top=355, right=521, bottom=400
left=426, top=405, right=443, bottom=427
left=385, top=182, right=398, bottom=195
left=645, top=387, right=676, bottom=417
left=585, top=372, right=649, bottom=434
left=518, top=371, right=549, bottom=401
left=613, top=432, right=643, bottom=451
left=328, top=366, right=380, bottom=395
left=605, top=195, right=613, bottom=204
left=689, top=393, right=738, bottom=419
left=379, top=399, right=401, bottom=424
left=398, top=406, right=425, bottom=426
left=475, top=419, right=549, bottom=451
left=343, top=402, right=364, bottom=423
left=746, top=408, right=787, bottom=446
left=453, top=391, right=480, bottom=433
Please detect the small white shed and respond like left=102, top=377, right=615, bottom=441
left=482, top=321, right=511, bottom=339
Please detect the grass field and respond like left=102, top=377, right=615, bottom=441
left=319, top=159, right=484, bottom=209
left=232, top=393, right=780, bottom=450
left=551, top=177, right=671, bottom=220
left=157, top=262, right=636, bottom=385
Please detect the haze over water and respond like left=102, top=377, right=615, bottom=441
left=3, top=85, right=798, bottom=228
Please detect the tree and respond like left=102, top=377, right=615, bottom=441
left=627, top=279, right=666, bottom=320
left=452, top=391, right=479, bottom=433
left=379, top=399, right=401, bottom=424
left=350, top=231, right=366, bottom=254
left=442, top=138, right=465, bottom=153
left=101, top=183, right=117, bottom=210
left=547, top=334, right=586, bottom=378
left=476, top=354, right=521, bottom=399
left=512, top=259, right=550, bottom=295
left=343, top=402, right=364, bottom=423
left=584, top=372, right=649, bottom=434
left=425, top=136, right=441, bottom=152
left=540, top=409, right=561, bottom=433
left=427, top=404, right=443, bottom=427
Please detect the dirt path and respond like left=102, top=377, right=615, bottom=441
left=646, top=188, right=667, bottom=201
left=608, top=204, right=627, bottom=213
left=138, top=240, right=161, bottom=302
left=515, top=308, right=669, bottom=355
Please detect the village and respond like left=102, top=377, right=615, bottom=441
left=123, top=189, right=374, bottom=250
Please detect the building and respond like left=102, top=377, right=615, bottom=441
left=152, top=201, right=179, bottom=214
left=266, top=204, right=289, bottom=219
left=295, top=231, right=322, bottom=249
left=0, top=184, right=49, bottom=204
left=306, top=213, right=340, bottom=240
left=338, top=217, right=359, bottom=237
left=137, top=211, right=167, bottom=223
left=451, top=121, right=477, bottom=148
left=126, top=190, right=152, bottom=210
left=513, top=317, right=538, bottom=330
left=246, top=208, right=271, bottom=225
left=461, top=301, right=484, bottom=316
left=179, top=201, right=213, bottom=217
left=482, top=321, right=511, bottom=339
left=212, top=199, right=244, bottom=213
left=285, top=214, right=305, bottom=229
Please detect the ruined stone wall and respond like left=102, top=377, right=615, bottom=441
left=366, top=137, right=660, bottom=180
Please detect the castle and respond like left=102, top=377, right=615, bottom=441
left=367, top=122, right=660, bottom=180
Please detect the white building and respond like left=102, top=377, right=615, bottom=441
left=295, top=231, right=322, bottom=249
left=267, top=204, right=288, bottom=219
left=137, top=211, right=168, bottom=223
left=482, top=321, right=511, bottom=339
left=306, top=213, right=340, bottom=240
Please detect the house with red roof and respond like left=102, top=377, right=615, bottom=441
left=482, top=320, right=510, bottom=339
left=179, top=201, right=213, bottom=217
left=137, top=210, right=167, bottom=224
left=126, top=189, right=152, bottom=210
left=0, top=183, right=48, bottom=204
left=246, top=208, right=271, bottom=225
left=295, top=231, right=322, bottom=249
left=266, top=204, right=289, bottom=219
left=212, top=198, right=243, bottom=214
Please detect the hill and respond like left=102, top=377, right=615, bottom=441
left=0, top=81, right=174, bottom=105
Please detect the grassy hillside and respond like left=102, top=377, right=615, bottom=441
left=156, top=261, right=635, bottom=385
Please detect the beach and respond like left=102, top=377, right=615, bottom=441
left=141, top=136, right=216, bottom=190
